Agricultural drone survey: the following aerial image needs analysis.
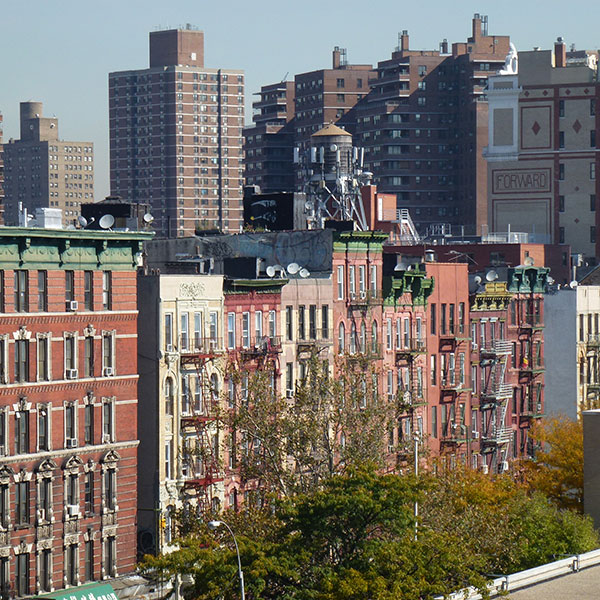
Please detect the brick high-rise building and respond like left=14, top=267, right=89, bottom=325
left=356, top=15, right=510, bottom=235
left=0, top=111, right=4, bottom=225
left=109, top=26, right=245, bottom=237
left=0, top=225, right=150, bottom=597
left=2, top=102, right=95, bottom=227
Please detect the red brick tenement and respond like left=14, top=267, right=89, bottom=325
left=0, top=226, right=150, bottom=597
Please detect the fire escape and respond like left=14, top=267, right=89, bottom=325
left=179, top=335, right=224, bottom=511
left=480, top=340, right=513, bottom=466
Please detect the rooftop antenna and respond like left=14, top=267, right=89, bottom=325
left=281, top=72, right=289, bottom=83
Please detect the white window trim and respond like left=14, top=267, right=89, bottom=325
left=102, top=397, right=116, bottom=444
left=63, top=332, right=78, bottom=379
left=36, top=333, right=52, bottom=382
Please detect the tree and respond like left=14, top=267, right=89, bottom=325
left=519, top=415, right=583, bottom=511
left=141, top=465, right=598, bottom=599
left=223, top=354, right=400, bottom=497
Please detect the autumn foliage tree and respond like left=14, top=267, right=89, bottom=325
left=520, top=415, right=584, bottom=511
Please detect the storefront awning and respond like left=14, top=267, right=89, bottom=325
left=34, top=582, right=118, bottom=600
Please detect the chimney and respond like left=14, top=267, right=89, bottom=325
left=472, top=13, right=481, bottom=39
left=401, top=30, right=409, bottom=52
left=440, top=38, right=448, bottom=54
left=555, top=37, right=567, bottom=67
left=333, top=46, right=341, bottom=69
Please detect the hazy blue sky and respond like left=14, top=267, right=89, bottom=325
left=1, top=0, right=596, bottom=201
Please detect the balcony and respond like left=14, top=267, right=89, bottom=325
left=346, top=342, right=383, bottom=361
left=518, top=314, right=544, bottom=330
left=239, top=336, right=282, bottom=360
left=481, top=428, right=513, bottom=448
left=297, top=329, right=333, bottom=354
left=519, top=357, right=544, bottom=375
left=520, top=402, right=543, bottom=418
left=480, top=383, right=513, bottom=402
left=440, top=376, right=467, bottom=394
left=586, top=334, right=600, bottom=347
left=480, top=340, right=513, bottom=357
left=179, top=336, right=223, bottom=368
left=347, top=290, right=382, bottom=308
left=395, top=339, right=426, bottom=361
left=440, top=424, right=468, bottom=445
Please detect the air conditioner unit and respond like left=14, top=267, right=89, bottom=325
left=166, top=344, right=174, bottom=353
left=66, top=369, right=78, bottom=379
left=67, top=504, right=80, bottom=517
left=481, top=464, right=489, bottom=474
left=66, top=438, right=78, bottom=448
left=103, top=367, right=114, bottom=377
left=67, top=300, right=79, bottom=311
left=536, top=403, right=542, bottom=413
left=38, top=508, right=46, bottom=521
left=500, top=460, right=509, bottom=472
left=209, top=339, right=218, bottom=351
left=472, top=342, right=478, bottom=350
left=472, top=431, right=479, bottom=439
left=359, top=290, right=367, bottom=299
left=285, top=390, right=294, bottom=399
left=103, top=433, right=112, bottom=444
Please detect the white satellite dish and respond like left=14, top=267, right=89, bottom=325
left=330, top=144, right=338, bottom=152
left=547, top=276, right=555, bottom=285
left=98, top=214, right=115, bottom=230
left=486, top=270, right=498, bottom=282
left=299, top=268, right=310, bottom=278
left=266, top=265, right=276, bottom=278
left=524, top=256, right=535, bottom=266
left=394, top=261, right=408, bottom=272
left=287, top=262, right=300, bottom=275
left=143, top=213, right=154, bottom=224
left=474, top=275, right=482, bottom=285
left=77, top=216, right=88, bottom=228
left=570, top=280, right=578, bottom=289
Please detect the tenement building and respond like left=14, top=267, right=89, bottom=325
left=0, top=225, right=150, bottom=596
left=109, top=26, right=245, bottom=237
left=485, top=39, right=600, bottom=261
left=2, top=102, right=95, bottom=227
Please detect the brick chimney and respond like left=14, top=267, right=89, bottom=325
left=400, top=30, right=409, bottom=52
left=555, top=37, right=567, bottom=67
left=333, top=47, right=341, bottom=69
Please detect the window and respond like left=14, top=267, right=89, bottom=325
left=418, top=65, right=427, bottom=76
left=591, top=162, right=596, bottom=180
left=39, top=548, right=51, bottom=591
left=85, top=539, right=94, bottom=581
left=348, top=265, right=356, bottom=298
left=180, top=313, right=189, bottom=350
left=104, top=469, right=116, bottom=510
left=164, top=313, right=173, bottom=350
left=309, top=305, right=317, bottom=339
left=370, top=265, right=377, bottom=294
left=65, top=334, right=77, bottom=375
left=337, top=265, right=344, bottom=299
left=102, top=331, right=115, bottom=375
left=0, top=271, right=4, bottom=313
left=430, top=303, right=437, bottom=335
left=336, top=78, right=345, bottom=88
left=193, top=312, right=202, bottom=349
left=449, top=304, right=455, bottom=334
left=15, top=270, right=28, bottom=312
left=559, top=163, right=565, bottom=181
left=558, top=99, right=565, bottom=117
left=209, top=312, right=218, bottom=344
left=268, top=310, right=276, bottom=338
left=103, top=399, right=114, bottom=443
left=102, top=271, right=112, bottom=310
left=16, top=552, right=29, bottom=596
left=165, top=378, right=174, bottom=415
left=37, top=335, right=50, bottom=381
left=0, top=485, right=7, bottom=528
left=84, top=471, right=94, bottom=514
left=431, top=406, right=437, bottom=439
left=431, top=354, right=437, bottom=385
left=255, top=311, right=263, bottom=341
left=591, top=194, right=596, bottom=212
left=84, top=335, right=94, bottom=377
left=227, top=313, right=236, bottom=349
left=286, top=306, right=293, bottom=341
left=338, top=322, right=345, bottom=353
left=558, top=131, right=565, bottom=149
left=105, top=536, right=117, bottom=577
left=83, top=271, right=93, bottom=310
left=38, top=271, right=48, bottom=311
left=65, top=271, right=75, bottom=303
left=358, top=265, right=366, bottom=297
left=66, top=544, right=78, bottom=585
left=65, top=402, right=77, bottom=445
left=440, top=304, right=447, bottom=335
left=592, top=130, right=596, bottom=148
left=559, top=195, right=565, bottom=212
left=458, top=302, right=465, bottom=334
left=242, top=313, right=250, bottom=348
left=16, top=481, right=29, bottom=525
left=15, top=410, right=29, bottom=454
left=321, top=305, right=329, bottom=339
left=286, top=363, right=293, bottom=395
left=298, top=306, right=306, bottom=340
left=38, top=405, right=49, bottom=451
left=592, top=226, right=596, bottom=244
left=386, top=318, right=393, bottom=350
left=559, top=227, right=565, bottom=244
left=84, top=403, right=94, bottom=445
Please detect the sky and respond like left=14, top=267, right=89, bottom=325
left=1, top=0, right=598, bottom=201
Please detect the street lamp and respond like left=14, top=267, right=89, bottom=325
left=207, top=520, right=245, bottom=600
left=413, top=432, right=421, bottom=541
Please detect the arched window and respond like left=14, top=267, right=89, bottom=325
left=360, top=322, right=366, bottom=353
left=210, top=373, right=219, bottom=403
left=338, top=322, right=345, bottom=353
left=165, top=378, right=174, bottom=415
left=350, top=323, right=357, bottom=354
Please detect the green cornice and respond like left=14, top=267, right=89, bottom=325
left=0, top=227, right=153, bottom=271
left=507, top=266, right=550, bottom=294
left=383, top=266, right=434, bottom=307
left=333, top=230, right=389, bottom=252
left=224, top=277, right=288, bottom=294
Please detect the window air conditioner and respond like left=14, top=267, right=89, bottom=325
left=67, top=300, right=79, bottom=311
left=481, top=464, right=489, bottom=474
left=38, top=508, right=46, bottom=521
left=501, top=460, right=509, bottom=472
left=103, top=367, right=114, bottom=377
left=472, top=431, right=479, bottom=439
left=67, top=504, right=80, bottom=517
left=166, top=344, right=174, bottom=353
left=285, top=390, right=294, bottom=399
left=66, top=369, right=78, bottom=379
left=103, top=433, right=112, bottom=444
left=66, top=438, right=78, bottom=448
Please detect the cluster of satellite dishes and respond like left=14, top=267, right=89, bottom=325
left=469, top=269, right=499, bottom=293
left=265, top=262, right=310, bottom=279
left=76, top=213, right=154, bottom=231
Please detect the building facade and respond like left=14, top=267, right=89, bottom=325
left=0, top=111, right=4, bottom=225
left=2, top=102, right=94, bottom=227
left=109, top=26, right=245, bottom=237
left=356, top=15, right=510, bottom=234
left=0, top=226, right=149, bottom=597
left=486, top=40, right=600, bottom=260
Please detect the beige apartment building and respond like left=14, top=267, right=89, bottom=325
left=485, top=40, right=599, bottom=261
left=137, top=273, right=226, bottom=553
left=2, top=101, right=94, bottom=226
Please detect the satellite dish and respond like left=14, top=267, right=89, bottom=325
left=486, top=270, right=498, bottom=282
left=394, top=262, right=408, bottom=272
left=299, top=268, right=310, bottom=278
left=143, top=213, right=154, bottom=223
left=474, top=275, right=482, bottom=285
left=77, top=216, right=88, bottom=228
left=524, top=256, right=535, bottom=266
left=570, top=280, right=578, bottom=289
left=547, top=276, right=555, bottom=285
left=330, top=144, right=338, bottom=152
left=287, top=263, right=300, bottom=275
left=98, top=214, right=115, bottom=230
left=266, top=266, right=276, bottom=278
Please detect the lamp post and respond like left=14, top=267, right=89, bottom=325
left=208, top=520, right=245, bottom=600
left=413, top=431, right=421, bottom=541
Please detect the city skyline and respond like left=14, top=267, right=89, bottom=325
left=1, top=0, right=596, bottom=202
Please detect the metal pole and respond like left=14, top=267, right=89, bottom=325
left=218, top=521, right=246, bottom=600
left=413, top=432, right=419, bottom=541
